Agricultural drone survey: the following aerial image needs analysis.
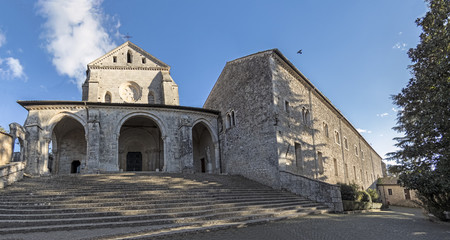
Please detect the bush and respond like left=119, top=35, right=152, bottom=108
left=356, top=190, right=371, bottom=202
left=367, top=188, right=381, bottom=203
left=338, top=183, right=359, bottom=201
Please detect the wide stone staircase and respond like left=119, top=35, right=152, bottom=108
left=0, top=173, right=330, bottom=239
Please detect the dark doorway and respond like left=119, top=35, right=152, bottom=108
left=71, top=160, right=81, bottom=174
left=404, top=189, right=411, bottom=200
left=200, top=158, right=206, bottom=173
left=127, top=152, right=143, bottom=171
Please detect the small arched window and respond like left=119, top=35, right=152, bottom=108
left=105, top=92, right=111, bottom=103
left=302, top=107, right=310, bottom=125
left=148, top=92, right=155, bottom=104
left=127, top=51, right=132, bottom=63
left=323, top=122, right=329, bottom=137
left=231, top=111, right=236, bottom=126
left=335, top=130, right=341, bottom=145
left=226, top=114, right=231, bottom=129
left=305, top=109, right=310, bottom=124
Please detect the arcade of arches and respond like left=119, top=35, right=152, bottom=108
left=49, top=116, right=86, bottom=174
left=118, top=116, right=164, bottom=172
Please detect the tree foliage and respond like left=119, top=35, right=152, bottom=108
left=388, top=0, right=450, bottom=221
left=0, top=126, right=6, bottom=133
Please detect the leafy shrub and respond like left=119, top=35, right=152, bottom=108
left=338, top=183, right=359, bottom=201
left=356, top=190, right=371, bottom=202
left=367, top=188, right=381, bottom=203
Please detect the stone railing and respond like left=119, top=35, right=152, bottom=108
left=280, top=170, right=343, bottom=212
left=0, top=162, right=25, bottom=189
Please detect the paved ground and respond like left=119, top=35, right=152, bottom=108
left=162, top=207, right=450, bottom=240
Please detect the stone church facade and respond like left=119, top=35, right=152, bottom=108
left=8, top=41, right=384, bottom=210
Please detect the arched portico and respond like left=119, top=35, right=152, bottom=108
left=49, top=115, right=87, bottom=174
left=117, top=114, right=165, bottom=172
left=192, top=119, right=220, bottom=173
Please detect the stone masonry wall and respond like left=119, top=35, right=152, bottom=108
left=22, top=103, right=219, bottom=175
left=280, top=170, right=343, bottom=212
left=204, top=52, right=281, bottom=189
left=270, top=52, right=384, bottom=190
left=0, top=131, right=13, bottom=166
left=0, top=162, right=25, bottom=189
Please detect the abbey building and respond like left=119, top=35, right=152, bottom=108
left=7, top=41, right=384, bottom=211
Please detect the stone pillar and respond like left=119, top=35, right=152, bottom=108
left=214, top=143, right=220, bottom=173
left=24, top=125, right=42, bottom=175
left=86, top=109, right=100, bottom=173
left=39, top=138, right=51, bottom=175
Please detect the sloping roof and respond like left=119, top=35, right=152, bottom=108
left=377, top=177, right=400, bottom=185
left=17, top=100, right=220, bottom=115
left=211, top=48, right=383, bottom=160
left=88, top=41, right=170, bottom=69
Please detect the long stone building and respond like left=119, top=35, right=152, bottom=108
left=3, top=41, right=384, bottom=210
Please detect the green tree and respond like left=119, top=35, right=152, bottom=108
left=388, top=0, right=450, bottom=221
left=0, top=126, right=6, bottom=133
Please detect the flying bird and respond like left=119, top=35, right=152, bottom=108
left=297, top=49, right=303, bottom=54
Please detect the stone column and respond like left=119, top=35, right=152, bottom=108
left=24, top=125, right=42, bottom=176
left=86, top=109, right=100, bottom=173
left=39, top=137, right=51, bottom=175
left=214, top=142, right=220, bottom=173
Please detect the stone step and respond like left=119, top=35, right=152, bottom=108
left=0, top=204, right=326, bottom=229
left=0, top=195, right=308, bottom=210
left=0, top=198, right=319, bottom=215
left=0, top=173, right=331, bottom=238
left=0, top=190, right=296, bottom=202
left=0, top=200, right=324, bottom=220
left=0, top=206, right=328, bottom=235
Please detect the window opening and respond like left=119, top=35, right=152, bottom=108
left=113, top=56, right=117, bottom=63
left=295, top=143, right=303, bottom=171
left=127, top=51, right=132, bottom=63
left=105, top=92, right=111, bottom=103
left=317, top=151, right=324, bottom=174
left=284, top=101, right=290, bottom=113
left=231, top=111, right=236, bottom=126
left=323, top=122, right=329, bottom=138
left=335, top=131, right=341, bottom=145
left=333, top=158, right=338, bottom=176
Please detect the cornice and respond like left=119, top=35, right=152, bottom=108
left=88, top=66, right=169, bottom=71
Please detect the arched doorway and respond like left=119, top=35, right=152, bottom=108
left=118, top=116, right=163, bottom=171
left=12, top=138, right=23, bottom=162
left=51, top=117, right=87, bottom=174
left=71, top=160, right=81, bottom=173
left=192, top=122, right=215, bottom=173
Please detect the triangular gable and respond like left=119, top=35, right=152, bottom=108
left=88, top=41, right=170, bottom=69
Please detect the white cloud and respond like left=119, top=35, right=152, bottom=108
left=0, top=57, right=27, bottom=80
left=0, top=30, right=5, bottom=47
left=376, top=112, right=389, bottom=117
left=37, top=0, right=121, bottom=88
left=398, top=32, right=403, bottom=35
left=357, top=128, right=372, bottom=134
left=393, top=42, right=407, bottom=50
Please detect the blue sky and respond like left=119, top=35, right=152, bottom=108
left=0, top=0, right=427, bottom=160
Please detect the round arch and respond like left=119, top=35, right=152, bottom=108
left=47, top=113, right=87, bottom=174
left=46, top=112, right=88, bottom=139
left=115, top=112, right=167, bottom=140
left=192, top=119, right=219, bottom=173
left=192, top=118, right=219, bottom=144
left=117, top=112, right=166, bottom=172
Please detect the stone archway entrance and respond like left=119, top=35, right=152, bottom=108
left=118, top=116, right=164, bottom=172
left=192, top=122, right=215, bottom=173
left=51, top=117, right=87, bottom=174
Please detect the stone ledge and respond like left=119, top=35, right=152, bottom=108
left=0, top=162, right=25, bottom=188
